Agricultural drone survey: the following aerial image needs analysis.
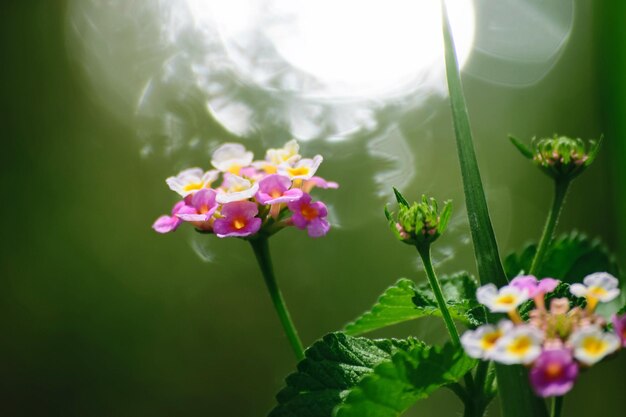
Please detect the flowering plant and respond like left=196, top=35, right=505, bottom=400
left=150, top=5, right=624, bottom=417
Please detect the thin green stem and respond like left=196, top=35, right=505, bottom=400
left=550, top=396, right=564, bottom=417
left=417, top=244, right=477, bottom=407
left=417, top=245, right=461, bottom=346
left=529, top=180, right=570, bottom=275
left=250, top=237, right=305, bottom=361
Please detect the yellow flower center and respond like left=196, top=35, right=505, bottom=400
left=496, top=294, right=517, bottom=306
left=271, top=189, right=282, bottom=199
left=544, top=363, right=563, bottom=379
left=288, top=166, right=310, bottom=177
left=264, top=165, right=278, bottom=174
left=582, top=337, right=607, bottom=356
left=183, top=182, right=204, bottom=192
left=508, top=336, right=532, bottom=356
left=479, top=331, right=501, bottom=350
left=233, top=219, right=246, bottom=230
left=300, top=205, right=318, bottom=221
left=588, top=286, right=607, bottom=298
left=228, top=164, right=242, bottom=175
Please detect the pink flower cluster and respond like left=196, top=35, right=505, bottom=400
left=152, top=141, right=338, bottom=238
left=462, top=273, right=625, bottom=397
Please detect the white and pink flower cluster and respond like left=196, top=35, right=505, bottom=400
left=461, top=273, right=626, bottom=397
left=152, top=140, right=338, bottom=238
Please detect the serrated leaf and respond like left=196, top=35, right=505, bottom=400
left=508, top=135, right=534, bottom=159
left=269, top=333, right=417, bottom=417
left=504, top=231, right=620, bottom=283
left=343, top=274, right=485, bottom=336
left=334, top=342, right=476, bottom=417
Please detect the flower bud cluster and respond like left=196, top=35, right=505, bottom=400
left=152, top=140, right=338, bottom=239
left=386, top=192, right=452, bottom=247
left=509, top=135, right=601, bottom=181
left=461, top=273, right=625, bottom=397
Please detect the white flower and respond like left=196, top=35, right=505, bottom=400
left=569, top=325, right=619, bottom=366
left=166, top=168, right=219, bottom=197
left=476, top=284, right=529, bottom=313
left=461, top=321, right=513, bottom=360
left=491, top=325, right=544, bottom=365
left=265, top=139, right=301, bottom=165
left=278, top=155, right=323, bottom=180
left=211, top=143, right=254, bottom=173
left=216, top=174, right=259, bottom=204
left=569, top=272, right=620, bottom=303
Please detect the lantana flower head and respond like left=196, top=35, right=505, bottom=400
left=152, top=140, right=337, bottom=241
left=461, top=272, right=624, bottom=397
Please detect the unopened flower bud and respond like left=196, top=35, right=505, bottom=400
left=509, top=134, right=602, bottom=182
left=385, top=188, right=452, bottom=247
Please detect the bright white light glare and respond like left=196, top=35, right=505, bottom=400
left=186, top=0, right=475, bottom=99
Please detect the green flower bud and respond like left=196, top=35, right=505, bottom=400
left=385, top=188, right=452, bottom=248
left=509, top=134, right=603, bottom=181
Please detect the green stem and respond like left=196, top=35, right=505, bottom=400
left=250, top=237, right=305, bottom=361
left=417, top=244, right=478, bottom=410
left=528, top=180, right=570, bottom=275
left=550, top=396, right=563, bottom=417
left=417, top=245, right=461, bottom=346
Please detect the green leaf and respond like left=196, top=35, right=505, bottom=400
left=269, top=333, right=416, bottom=417
left=343, top=274, right=485, bottom=336
left=508, top=135, right=534, bottom=159
left=585, top=134, right=604, bottom=166
left=504, top=231, right=620, bottom=283
left=334, top=342, right=476, bottom=417
left=392, top=187, right=410, bottom=207
left=441, top=4, right=547, bottom=417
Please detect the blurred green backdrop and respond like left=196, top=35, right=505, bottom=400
left=2, top=1, right=625, bottom=417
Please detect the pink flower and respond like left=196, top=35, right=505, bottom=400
left=213, top=201, right=262, bottom=238
left=529, top=348, right=578, bottom=397
left=510, top=275, right=559, bottom=310
left=302, top=176, right=339, bottom=193
left=152, top=201, right=196, bottom=234
left=510, top=276, right=559, bottom=298
left=256, top=174, right=303, bottom=205
left=612, top=313, right=626, bottom=347
left=287, top=193, right=330, bottom=238
left=176, top=189, right=218, bottom=230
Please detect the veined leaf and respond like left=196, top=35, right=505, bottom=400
left=504, top=231, right=620, bottom=283
left=343, top=274, right=484, bottom=336
left=334, top=342, right=476, bottom=417
left=441, top=3, right=547, bottom=417
left=269, top=333, right=417, bottom=417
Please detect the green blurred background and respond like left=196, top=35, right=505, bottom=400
left=2, top=1, right=625, bottom=416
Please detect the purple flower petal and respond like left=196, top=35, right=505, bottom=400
left=152, top=215, right=182, bottom=233
left=529, top=348, right=578, bottom=397
left=307, top=218, right=330, bottom=238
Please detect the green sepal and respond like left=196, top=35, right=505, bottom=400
left=393, top=187, right=410, bottom=207
left=585, top=134, right=604, bottom=167
left=508, top=135, right=534, bottom=159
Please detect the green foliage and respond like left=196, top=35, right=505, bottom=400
left=334, top=342, right=476, bottom=417
left=268, top=333, right=417, bottom=417
left=504, top=231, right=620, bottom=283
left=441, top=4, right=547, bottom=417
left=343, top=274, right=484, bottom=336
